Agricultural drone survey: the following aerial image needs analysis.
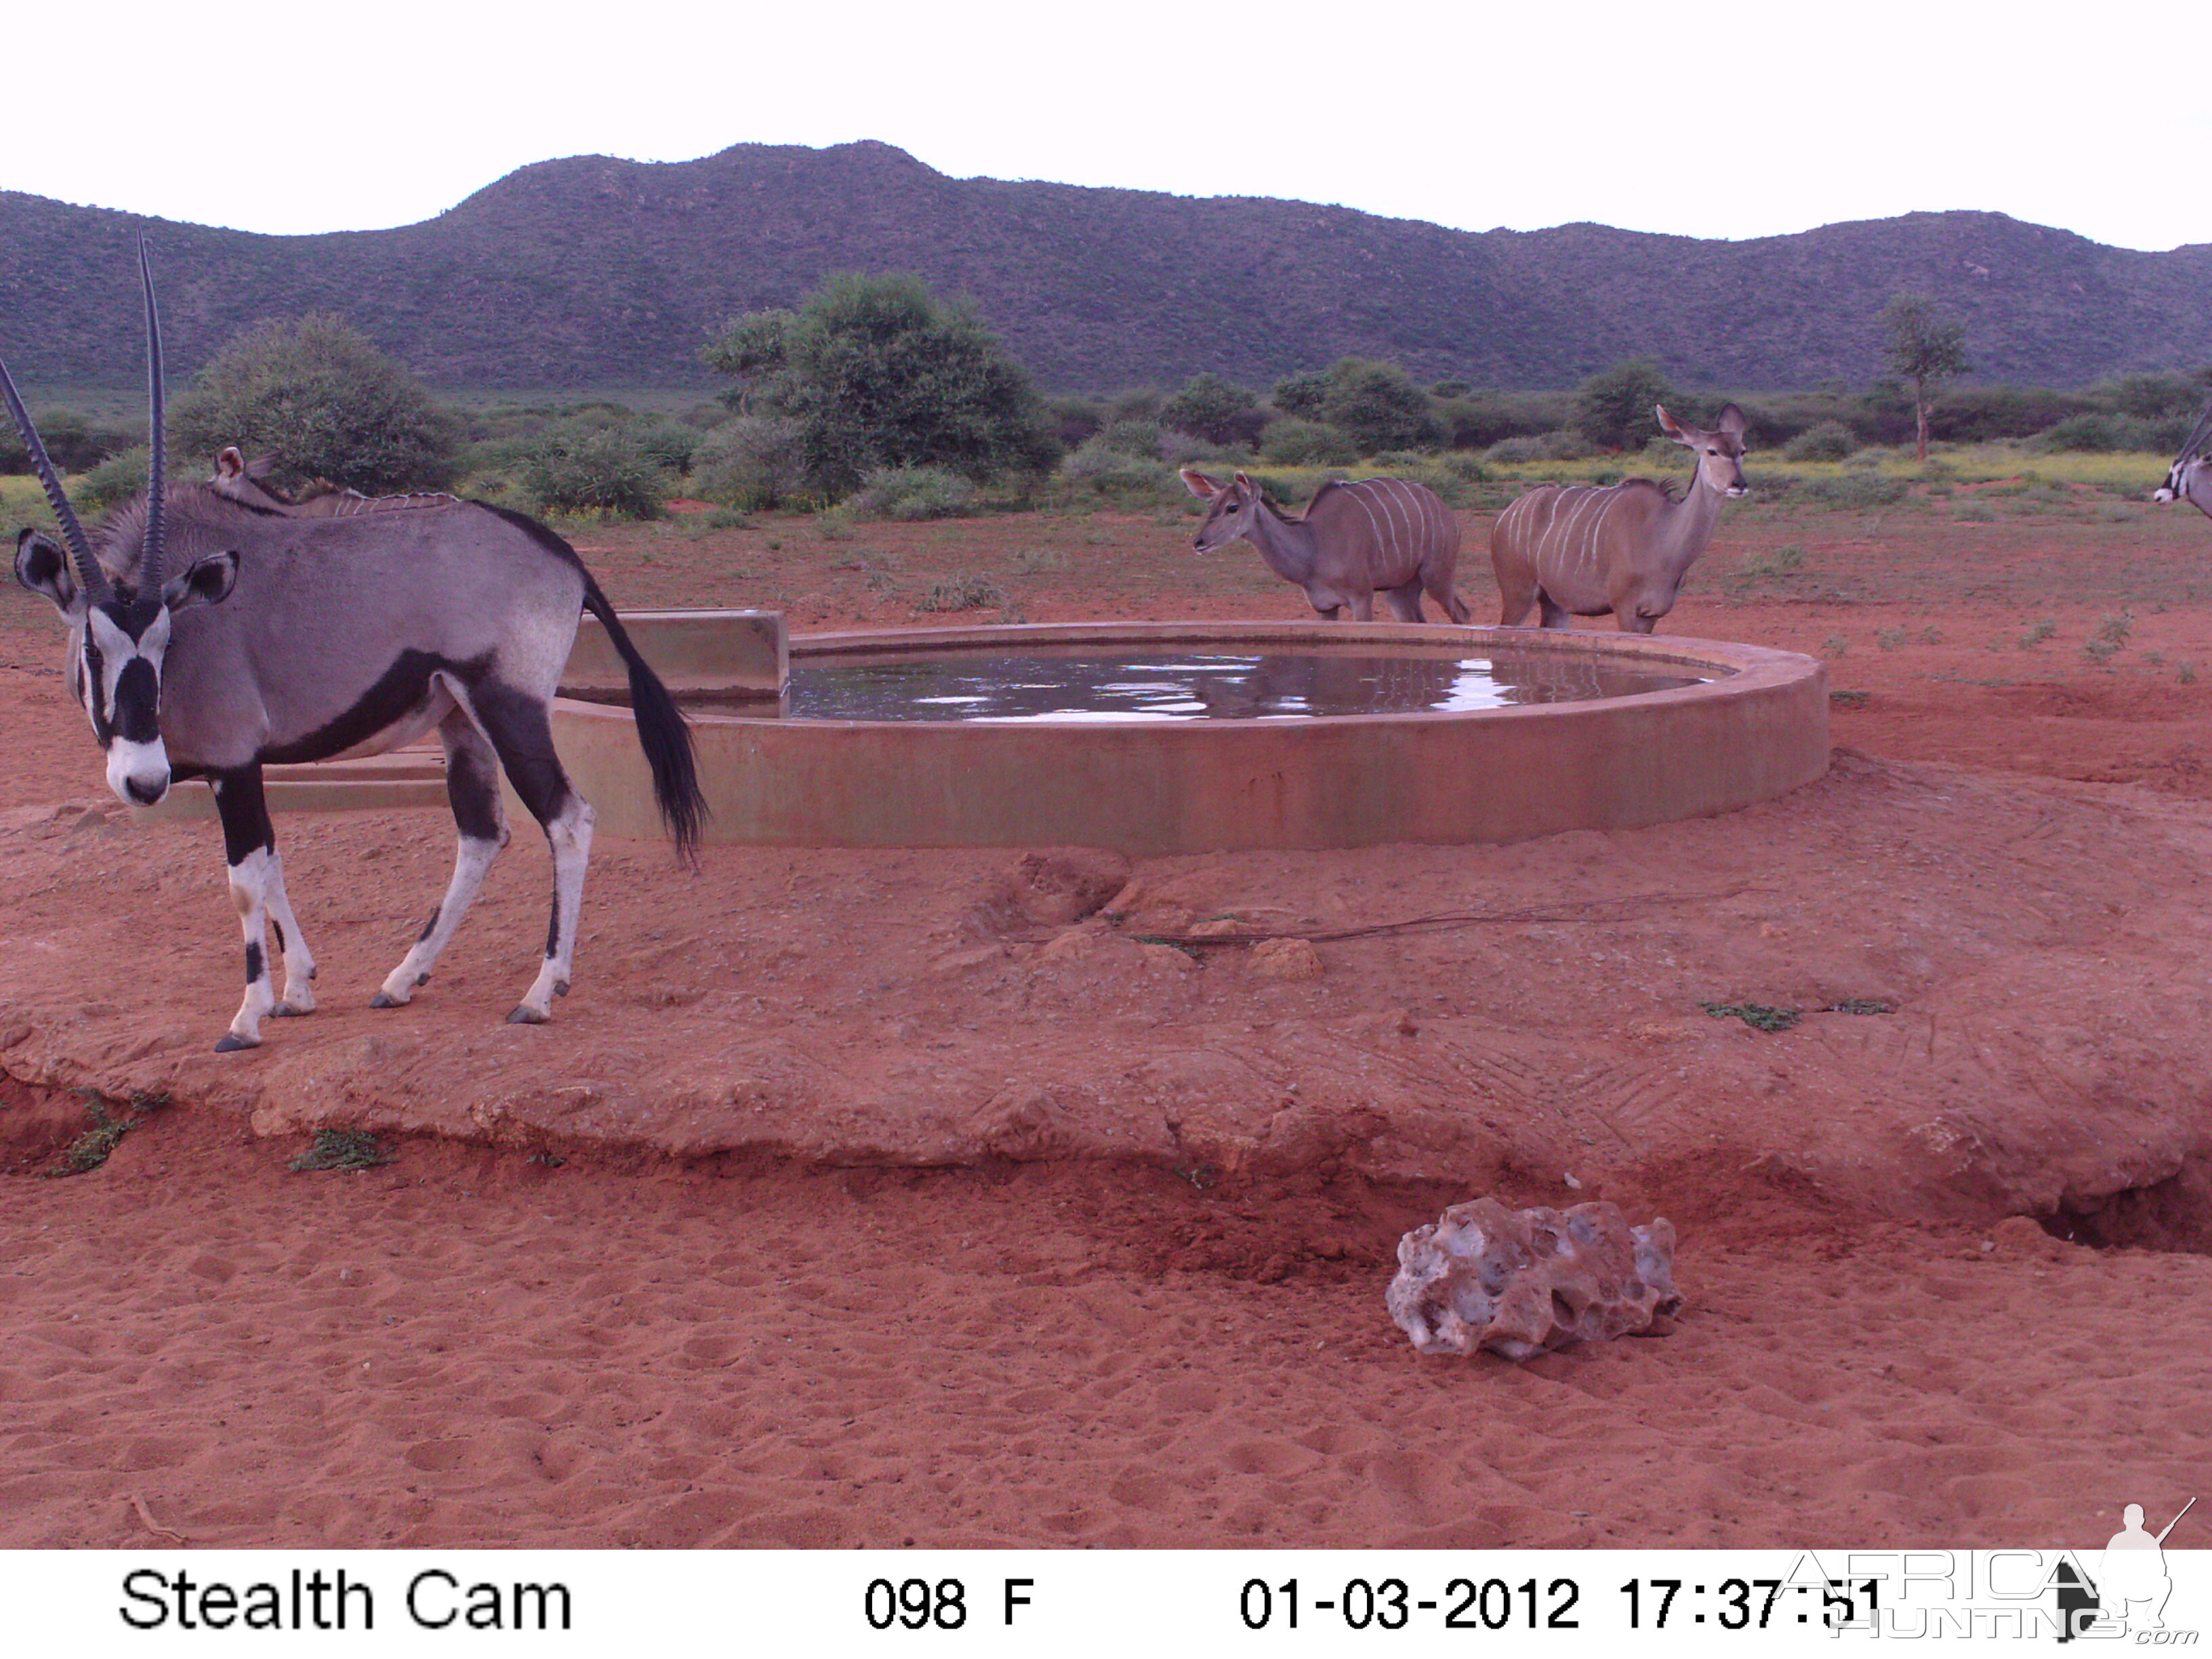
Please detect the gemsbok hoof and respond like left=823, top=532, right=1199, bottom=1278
left=271, top=1002, right=307, bottom=1018
left=213, top=1033, right=258, bottom=1052
left=369, top=992, right=402, bottom=1010
left=506, top=1004, right=548, bottom=1025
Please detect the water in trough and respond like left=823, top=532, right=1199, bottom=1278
left=777, top=646, right=1717, bottom=723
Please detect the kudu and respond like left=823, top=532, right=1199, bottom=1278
left=207, top=445, right=457, bottom=516
left=2153, top=403, right=2212, bottom=517
left=1179, top=469, right=1471, bottom=622
left=1490, top=405, right=1749, bottom=633
left=7, top=245, right=705, bottom=1051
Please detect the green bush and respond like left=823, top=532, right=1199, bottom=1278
left=701, top=272, right=1059, bottom=495
left=1783, top=420, right=1858, bottom=462
left=1801, top=473, right=1908, bottom=509
left=634, top=419, right=701, bottom=473
left=171, top=313, right=458, bottom=493
left=1270, top=371, right=1333, bottom=419
left=1574, top=359, right=1674, bottom=451
left=1061, top=438, right=1173, bottom=495
left=80, top=446, right=151, bottom=512
left=692, top=415, right=811, bottom=510
left=1094, top=418, right=1163, bottom=458
left=1159, top=373, right=1265, bottom=447
left=848, top=464, right=976, bottom=520
left=516, top=418, right=667, bottom=518
left=1259, top=419, right=1357, bottom=466
left=1486, top=430, right=1597, bottom=465
left=0, top=409, right=140, bottom=476
left=1317, top=359, right=1444, bottom=453
left=2032, top=412, right=2186, bottom=453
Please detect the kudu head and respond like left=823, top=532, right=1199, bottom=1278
left=2152, top=403, right=2212, bottom=518
left=1656, top=403, right=1750, bottom=498
left=1180, top=468, right=1270, bottom=552
left=7, top=242, right=239, bottom=808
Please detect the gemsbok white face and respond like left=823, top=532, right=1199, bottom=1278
left=14, top=529, right=237, bottom=806
left=2153, top=404, right=2212, bottom=516
left=3, top=237, right=705, bottom=1052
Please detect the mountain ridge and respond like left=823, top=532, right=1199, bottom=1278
left=2, top=140, right=2205, bottom=393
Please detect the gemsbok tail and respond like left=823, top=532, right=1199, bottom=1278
left=579, top=573, right=708, bottom=859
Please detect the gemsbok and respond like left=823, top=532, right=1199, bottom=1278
left=6, top=244, right=705, bottom=1051
left=1490, top=404, right=1749, bottom=632
left=1179, top=469, right=1471, bottom=622
left=2153, top=403, right=2212, bottom=517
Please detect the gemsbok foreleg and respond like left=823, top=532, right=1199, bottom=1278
left=209, top=766, right=314, bottom=1050
left=373, top=707, right=510, bottom=1011
left=470, top=682, right=596, bottom=1025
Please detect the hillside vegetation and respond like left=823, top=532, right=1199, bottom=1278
left=6, top=142, right=2212, bottom=392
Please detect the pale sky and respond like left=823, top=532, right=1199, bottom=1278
left=10, top=0, right=2205, bottom=251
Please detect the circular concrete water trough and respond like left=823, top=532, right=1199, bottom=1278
left=548, top=621, right=1828, bottom=855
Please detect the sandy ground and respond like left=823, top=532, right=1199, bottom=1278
left=1, top=485, right=2207, bottom=1551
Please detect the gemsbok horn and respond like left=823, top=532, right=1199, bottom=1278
left=6, top=241, right=706, bottom=1050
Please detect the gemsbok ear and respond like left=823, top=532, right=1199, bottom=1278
left=216, top=447, right=247, bottom=482
left=162, top=549, right=239, bottom=613
left=1654, top=405, right=1687, bottom=443
left=1716, top=403, right=1747, bottom=437
left=1179, top=468, right=1221, bottom=499
left=14, top=528, right=83, bottom=615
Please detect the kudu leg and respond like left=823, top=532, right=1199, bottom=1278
left=373, top=709, right=510, bottom=1010
left=1384, top=581, right=1425, bottom=623
left=468, top=682, right=596, bottom=1025
left=1538, top=592, right=1572, bottom=629
left=209, top=767, right=293, bottom=1052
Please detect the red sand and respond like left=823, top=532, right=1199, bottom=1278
left=1, top=495, right=2207, bottom=1550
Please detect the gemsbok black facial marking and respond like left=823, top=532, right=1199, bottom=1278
left=4, top=243, right=705, bottom=1051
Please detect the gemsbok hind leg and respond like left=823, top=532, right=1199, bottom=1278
left=373, top=708, right=511, bottom=1010
left=470, top=681, right=596, bottom=1026
left=210, top=766, right=311, bottom=1051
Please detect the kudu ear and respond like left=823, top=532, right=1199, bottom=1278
left=1716, top=403, right=1747, bottom=438
left=1654, top=405, right=1689, bottom=443
left=14, top=528, right=83, bottom=615
left=1179, top=468, right=1222, bottom=500
left=1232, top=470, right=1258, bottom=497
left=162, top=550, right=238, bottom=613
left=215, top=447, right=247, bottom=483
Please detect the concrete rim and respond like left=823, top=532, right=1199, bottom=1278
left=546, top=620, right=1830, bottom=853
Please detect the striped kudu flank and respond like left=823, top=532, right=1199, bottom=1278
left=6, top=246, right=705, bottom=1051
left=1179, top=469, right=1470, bottom=622
left=1490, top=404, right=1749, bottom=634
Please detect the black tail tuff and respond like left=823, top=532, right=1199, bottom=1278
left=580, top=575, right=707, bottom=859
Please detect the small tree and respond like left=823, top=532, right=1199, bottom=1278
left=1573, top=359, right=1675, bottom=451
left=1879, top=295, right=1969, bottom=462
left=1270, top=370, right=1333, bottom=419
left=701, top=273, right=1058, bottom=496
left=170, top=314, right=458, bottom=493
left=1158, top=372, right=1263, bottom=447
left=1319, top=359, right=1444, bottom=454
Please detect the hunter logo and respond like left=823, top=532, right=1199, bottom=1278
left=2057, top=1498, right=2198, bottom=1642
